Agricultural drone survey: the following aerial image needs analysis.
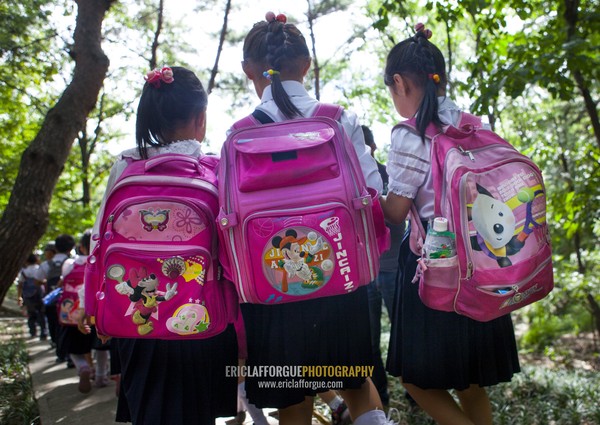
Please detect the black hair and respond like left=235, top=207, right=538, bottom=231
left=136, top=66, right=208, bottom=159
left=26, top=253, right=38, bottom=265
left=384, top=30, right=447, bottom=142
left=55, top=234, right=76, bottom=254
left=243, top=20, right=310, bottom=119
left=79, top=230, right=91, bottom=254
left=362, top=125, right=375, bottom=147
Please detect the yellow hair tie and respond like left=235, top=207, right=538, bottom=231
left=262, top=69, right=280, bottom=80
left=428, top=73, right=440, bottom=84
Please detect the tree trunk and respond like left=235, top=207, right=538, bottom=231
left=0, top=0, right=113, bottom=306
left=587, top=294, right=600, bottom=340
left=149, top=0, right=164, bottom=70
left=306, top=1, right=320, bottom=100
left=563, top=0, right=600, bottom=149
left=208, top=0, right=232, bottom=94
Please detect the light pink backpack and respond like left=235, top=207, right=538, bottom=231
left=58, top=261, right=85, bottom=326
left=217, top=104, right=390, bottom=304
left=85, top=153, right=238, bottom=339
left=401, top=113, right=554, bottom=322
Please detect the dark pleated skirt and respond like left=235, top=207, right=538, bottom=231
left=386, top=226, right=521, bottom=390
left=64, top=325, right=94, bottom=355
left=241, top=286, right=373, bottom=409
left=115, top=324, right=238, bottom=425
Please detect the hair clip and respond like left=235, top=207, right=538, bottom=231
left=414, top=22, right=432, bottom=39
left=265, top=11, right=287, bottom=24
left=428, top=73, right=440, bottom=84
left=263, top=69, right=280, bottom=80
left=145, top=66, right=174, bottom=88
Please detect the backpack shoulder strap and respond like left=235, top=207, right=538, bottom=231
left=231, top=109, right=275, bottom=130
left=311, top=103, right=343, bottom=120
left=251, top=109, right=274, bottom=124
left=458, top=112, right=482, bottom=128
left=393, top=118, right=441, bottom=140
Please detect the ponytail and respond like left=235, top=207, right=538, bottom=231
left=243, top=14, right=311, bottom=119
left=384, top=24, right=447, bottom=142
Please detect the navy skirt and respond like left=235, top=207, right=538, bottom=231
left=241, top=286, right=373, bottom=409
left=115, top=324, right=238, bottom=425
left=386, top=225, right=521, bottom=390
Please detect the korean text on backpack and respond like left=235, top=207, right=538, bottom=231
left=57, top=262, right=85, bottom=326
left=84, top=153, right=238, bottom=339
left=402, top=113, right=553, bottom=322
left=217, top=104, right=390, bottom=304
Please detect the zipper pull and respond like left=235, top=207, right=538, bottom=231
left=104, top=215, right=115, bottom=240
left=466, top=261, right=473, bottom=279
left=459, top=146, right=475, bottom=162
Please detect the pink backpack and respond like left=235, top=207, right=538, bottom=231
left=84, top=153, right=238, bottom=339
left=217, top=104, right=390, bottom=304
left=58, top=261, right=85, bottom=326
left=402, top=113, right=554, bottom=322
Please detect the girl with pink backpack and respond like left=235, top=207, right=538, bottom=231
left=223, top=11, right=397, bottom=425
left=86, top=66, right=238, bottom=425
left=380, top=24, right=521, bottom=424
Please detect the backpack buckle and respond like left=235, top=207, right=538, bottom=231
left=352, top=193, right=372, bottom=210
left=217, top=209, right=238, bottom=229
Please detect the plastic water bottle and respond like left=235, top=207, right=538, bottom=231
left=423, top=217, right=456, bottom=259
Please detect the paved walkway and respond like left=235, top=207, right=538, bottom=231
left=25, top=334, right=284, bottom=425
left=2, top=294, right=321, bottom=425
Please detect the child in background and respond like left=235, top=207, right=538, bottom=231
left=89, top=66, right=238, bottom=425
left=62, top=230, right=110, bottom=393
left=17, top=253, right=47, bottom=340
left=380, top=23, right=520, bottom=425
left=231, top=12, right=394, bottom=425
left=36, top=234, right=75, bottom=364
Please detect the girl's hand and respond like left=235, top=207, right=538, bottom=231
left=97, top=333, right=112, bottom=344
left=77, top=311, right=92, bottom=335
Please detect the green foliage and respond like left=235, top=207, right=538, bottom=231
left=372, top=0, right=600, bottom=354
left=0, top=0, right=65, bottom=212
left=0, top=287, right=40, bottom=425
left=518, top=249, right=600, bottom=350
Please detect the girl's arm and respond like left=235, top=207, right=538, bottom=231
left=380, top=192, right=413, bottom=225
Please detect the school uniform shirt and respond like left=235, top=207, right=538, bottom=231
left=19, top=264, right=40, bottom=284
left=253, top=80, right=383, bottom=194
left=386, top=96, right=462, bottom=220
left=34, top=252, right=70, bottom=281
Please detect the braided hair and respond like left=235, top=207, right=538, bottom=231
left=384, top=24, right=447, bottom=142
left=243, top=16, right=311, bottom=119
left=136, top=66, right=208, bottom=159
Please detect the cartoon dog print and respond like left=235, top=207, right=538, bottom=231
left=115, top=267, right=177, bottom=335
left=470, top=183, right=543, bottom=268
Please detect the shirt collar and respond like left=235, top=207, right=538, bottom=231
left=260, top=81, right=309, bottom=104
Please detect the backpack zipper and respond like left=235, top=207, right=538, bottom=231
left=112, top=175, right=218, bottom=197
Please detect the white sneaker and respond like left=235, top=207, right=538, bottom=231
left=384, top=407, right=401, bottom=424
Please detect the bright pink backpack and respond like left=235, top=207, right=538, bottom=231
left=401, top=113, right=554, bottom=322
left=217, top=104, right=390, bottom=304
left=85, top=153, right=238, bottom=339
left=58, top=261, right=85, bottom=326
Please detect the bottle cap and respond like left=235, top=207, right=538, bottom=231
left=432, top=217, right=448, bottom=232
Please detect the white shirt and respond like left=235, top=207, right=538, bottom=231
left=34, top=252, right=70, bottom=281
left=18, top=264, right=39, bottom=283
left=387, top=97, right=463, bottom=219
left=244, top=81, right=383, bottom=193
